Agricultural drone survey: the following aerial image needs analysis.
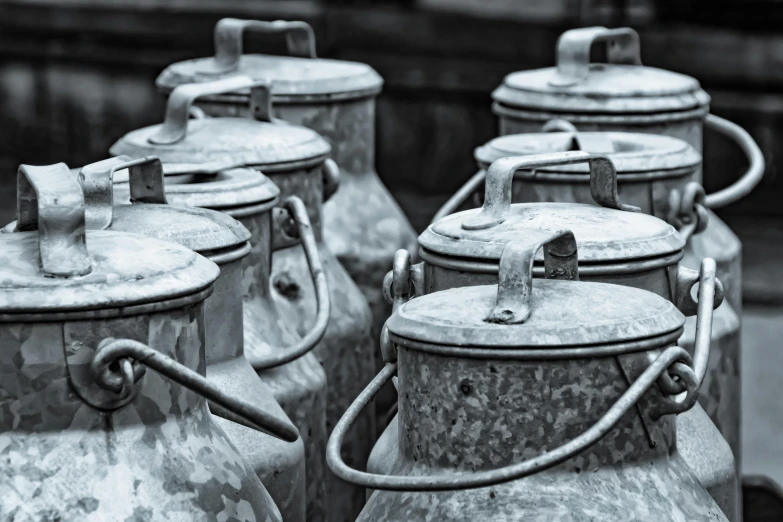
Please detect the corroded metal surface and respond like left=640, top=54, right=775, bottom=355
left=0, top=304, right=282, bottom=522
left=359, top=345, right=726, bottom=521
left=265, top=164, right=376, bottom=522
left=231, top=208, right=329, bottom=522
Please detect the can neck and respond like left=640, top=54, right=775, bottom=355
left=202, top=257, right=245, bottom=364
left=397, top=347, right=674, bottom=472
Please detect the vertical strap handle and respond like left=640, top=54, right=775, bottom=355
left=550, top=27, right=642, bottom=87
left=79, top=156, right=165, bottom=230
left=462, top=151, right=639, bottom=230
left=149, top=77, right=272, bottom=145
left=208, top=18, right=316, bottom=75
left=15, top=163, right=92, bottom=277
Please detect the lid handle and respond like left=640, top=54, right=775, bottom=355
left=541, top=119, right=616, bottom=153
left=15, top=163, right=92, bottom=278
left=79, top=156, right=166, bottom=230
left=207, top=18, right=317, bottom=74
left=462, top=151, right=640, bottom=230
left=486, top=230, right=579, bottom=325
left=551, top=27, right=641, bottom=87
left=149, top=76, right=272, bottom=145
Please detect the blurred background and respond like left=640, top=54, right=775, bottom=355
left=0, top=0, right=781, bottom=516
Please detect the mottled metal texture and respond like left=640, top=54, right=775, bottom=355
left=230, top=208, right=329, bottom=522
left=262, top=164, right=376, bottom=522
left=198, top=96, right=419, bottom=434
left=369, top=258, right=739, bottom=521
left=0, top=304, right=282, bottom=522
left=203, top=254, right=307, bottom=522
left=493, top=112, right=742, bottom=476
left=359, top=344, right=727, bottom=521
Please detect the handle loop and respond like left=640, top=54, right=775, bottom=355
left=149, top=76, right=272, bottom=145
left=205, top=18, right=316, bottom=75
left=462, top=152, right=639, bottom=230
left=250, top=196, right=330, bottom=370
left=15, top=163, right=92, bottom=278
left=322, top=159, right=341, bottom=202
left=550, top=27, right=641, bottom=87
left=703, top=114, right=766, bottom=208
left=79, top=156, right=165, bottom=230
left=92, top=337, right=300, bottom=442
left=327, top=345, right=695, bottom=491
left=668, top=182, right=709, bottom=242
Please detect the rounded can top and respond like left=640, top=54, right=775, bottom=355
left=0, top=231, right=219, bottom=317
left=475, top=131, right=701, bottom=176
left=157, top=54, right=383, bottom=103
left=421, top=202, right=684, bottom=263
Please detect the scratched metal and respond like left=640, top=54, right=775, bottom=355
left=265, top=164, right=376, bottom=522
left=359, top=345, right=727, bottom=521
left=197, top=97, right=419, bottom=432
left=0, top=304, right=282, bottom=522
left=230, top=208, right=329, bottom=522
left=470, top=136, right=743, bottom=489
left=369, top=247, right=738, bottom=521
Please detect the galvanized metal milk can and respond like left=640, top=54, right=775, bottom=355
left=110, top=77, right=376, bottom=522
left=328, top=229, right=726, bottom=521
left=155, top=18, right=419, bottom=351
left=106, top=156, right=330, bottom=522
left=78, top=155, right=309, bottom=521
left=434, top=131, right=742, bottom=478
left=372, top=152, right=738, bottom=520
left=0, top=164, right=300, bottom=521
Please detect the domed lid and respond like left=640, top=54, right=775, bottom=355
left=78, top=157, right=251, bottom=254
left=113, top=161, right=279, bottom=212
left=476, top=130, right=701, bottom=176
left=156, top=19, right=382, bottom=102
left=0, top=164, right=219, bottom=316
left=420, top=152, right=683, bottom=263
left=110, top=77, right=331, bottom=171
left=492, top=27, right=710, bottom=114
left=389, top=230, right=684, bottom=349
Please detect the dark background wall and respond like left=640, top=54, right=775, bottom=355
left=0, top=0, right=781, bottom=303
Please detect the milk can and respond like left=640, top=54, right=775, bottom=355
left=0, top=164, right=300, bottom=521
left=73, top=155, right=310, bottom=521
left=155, top=18, right=419, bottom=350
left=490, top=26, right=765, bottom=320
left=433, top=131, right=742, bottom=478
left=110, top=77, right=376, bottom=522
left=372, top=152, right=739, bottom=520
left=327, top=228, right=726, bottom=521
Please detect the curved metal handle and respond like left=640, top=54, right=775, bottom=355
left=92, top=337, right=300, bottom=443
left=669, top=182, right=710, bottom=242
left=684, top=258, right=718, bottom=389
left=674, top=262, right=724, bottom=317
left=15, top=163, right=91, bottom=277
left=551, top=27, right=642, bottom=87
left=541, top=119, right=578, bottom=133
left=704, top=114, right=766, bottom=208
left=486, top=230, right=579, bottom=324
left=462, top=152, right=639, bottom=230
left=327, top=344, right=698, bottom=491
left=79, top=156, right=166, bottom=230
left=382, top=259, right=425, bottom=307
left=207, top=18, right=316, bottom=75
left=322, top=159, right=341, bottom=203
left=251, top=196, right=330, bottom=371
left=431, top=170, right=487, bottom=224
left=149, top=76, right=272, bottom=145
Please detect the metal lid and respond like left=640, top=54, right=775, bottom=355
left=492, top=27, right=710, bottom=114
left=155, top=19, right=383, bottom=102
left=421, top=152, right=683, bottom=263
left=0, top=164, right=219, bottom=316
left=389, top=231, right=684, bottom=348
left=110, top=77, right=331, bottom=170
left=114, top=163, right=280, bottom=212
left=80, top=157, right=252, bottom=254
left=475, top=131, right=701, bottom=175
